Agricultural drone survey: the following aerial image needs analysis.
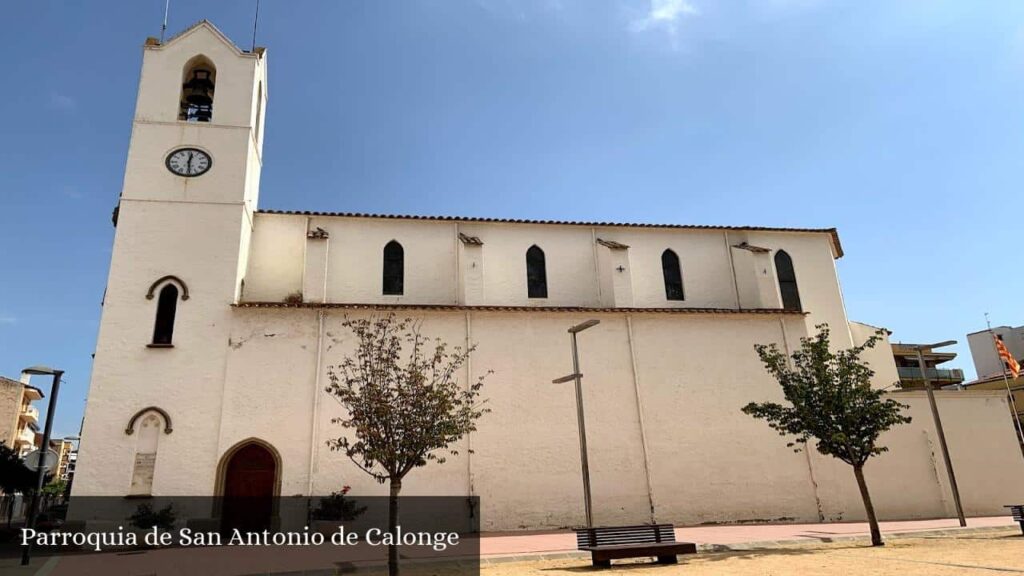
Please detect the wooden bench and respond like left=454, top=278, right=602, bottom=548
left=574, top=524, right=697, bottom=568
left=1007, top=505, right=1024, bottom=535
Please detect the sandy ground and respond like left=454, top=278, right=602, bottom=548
left=481, top=530, right=1024, bottom=575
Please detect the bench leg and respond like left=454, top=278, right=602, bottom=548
left=657, top=555, right=678, bottom=564
left=1018, top=521, right=1023, bottom=536
left=592, top=556, right=611, bottom=568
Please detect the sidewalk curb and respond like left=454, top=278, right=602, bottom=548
left=479, top=524, right=1020, bottom=565
left=699, top=524, right=1018, bottom=552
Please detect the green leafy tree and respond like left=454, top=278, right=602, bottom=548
left=41, top=479, right=67, bottom=497
left=325, top=315, right=490, bottom=576
left=741, top=324, right=910, bottom=546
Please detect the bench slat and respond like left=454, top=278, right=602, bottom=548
left=574, top=524, right=697, bottom=568
left=574, top=524, right=678, bottom=548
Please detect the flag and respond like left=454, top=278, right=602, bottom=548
left=994, top=335, right=1021, bottom=379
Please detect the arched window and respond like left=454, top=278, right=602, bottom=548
left=775, top=250, right=802, bottom=312
left=180, top=55, right=216, bottom=122
left=526, top=245, right=547, bottom=299
left=661, top=249, right=684, bottom=301
left=129, top=411, right=164, bottom=496
left=382, top=241, right=404, bottom=295
left=152, top=284, right=179, bottom=345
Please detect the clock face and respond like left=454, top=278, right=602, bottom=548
left=165, top=148, right=212, bottom=177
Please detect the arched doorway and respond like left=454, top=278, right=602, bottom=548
left=218, top=440, right=279, bottom=534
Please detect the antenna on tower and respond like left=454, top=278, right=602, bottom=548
left=251, top=0, right=261, bottom=52
left=160, top=0, right=170, bottom=43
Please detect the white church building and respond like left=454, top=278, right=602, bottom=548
left=73, top=21, right=1024, bottom=532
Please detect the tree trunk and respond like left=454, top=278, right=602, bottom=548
left=388, top=478, right=402, bottom=576
left=853, top=465, right=883, bottom=546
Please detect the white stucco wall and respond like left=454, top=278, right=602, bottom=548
left=78, top=307, right=1024, bottom=531
left=850, top=320, right=901, bottom=390
left=243, top=213, right=847, bottom=324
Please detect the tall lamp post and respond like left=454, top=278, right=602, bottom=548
left=20, top=365, right=63, bottom=566
left=553, top=319, right=600, bottom=528
left=912, top=342, right=966, bottom=527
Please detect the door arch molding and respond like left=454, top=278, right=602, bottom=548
left=214, top=437, right=282, bottom=497
left=214, top=438, right=282, bottom=532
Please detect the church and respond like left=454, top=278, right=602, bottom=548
left=73, top=20, right=1024, bottom=532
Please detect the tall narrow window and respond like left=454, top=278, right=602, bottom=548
left=661, top=249, right=684, bottom=301
left=152, top=284, right=178, bottom=345
left=383, top=241, right=404, bottom=295
left=526, top=245, right=547, bottom=299
left=254, top=82, right=263, bottom=142
left=775, top=250, right=802, bottom=311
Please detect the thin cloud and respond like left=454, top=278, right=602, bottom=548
left=631, top=0, right=699, bottom=35
left=49, top=92, right=77, bottom=112
left=0, top=315, right=16, bottom=325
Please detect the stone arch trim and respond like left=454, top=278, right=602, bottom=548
left=145, top=276, right=190, bottom=301
left=213, top=438, right=283, bottom=498
left=125, top=406, right=173, bottom=435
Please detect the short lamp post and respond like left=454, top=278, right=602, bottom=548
left=553, top=319, right=600, bottom=528
left=913, top=342, right=966, bottom=528
left=20, top=365, right=63, bottom=566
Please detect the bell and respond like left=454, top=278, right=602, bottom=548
left=182, top=69, right=214, bottom=106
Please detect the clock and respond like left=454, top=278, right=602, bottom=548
left=165, top=147, right=212, bottom=177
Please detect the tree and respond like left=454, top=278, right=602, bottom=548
left=325, top=315, right=490, bottom=576
left=0, top=442, right=39, bottom=527
left=0, top=442, right=36, bottom=495
left=741, top=324, right=910, bottom=546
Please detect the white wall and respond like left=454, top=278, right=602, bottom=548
left=244, top=214, right=848, bottom=324
left=79, top=306, right=1024, bottom=532
left=850, top=321, right=901, bottom=390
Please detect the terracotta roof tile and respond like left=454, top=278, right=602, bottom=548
left=234, top=302, right=805, bottom=315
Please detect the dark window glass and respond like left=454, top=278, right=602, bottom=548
left=152, top=284, right=178, bottom=344
left=775, top=250, right=802, bottom=311
left=383, top=241, right=404, bottom=295
left=526, top=245, right=547, bottom=299
left=661, top=249, right=685, bottom=301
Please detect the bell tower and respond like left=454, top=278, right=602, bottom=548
left=119, top=19, right=267, bottom=223
left=73, top=21, right=268, bottom=497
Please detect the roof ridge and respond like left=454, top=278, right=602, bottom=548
left=255, top=208, right=844, bottom=258
left=157, top=19, right=247, bottom=55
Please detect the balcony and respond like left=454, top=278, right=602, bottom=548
left=14, top=426, right=35, bottom=448
left=20, top=405, right=39, bottom=425
left=897, top=366, right=965, bottom=383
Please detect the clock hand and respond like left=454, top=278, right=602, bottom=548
left=187, top=152, right=194, bottom=172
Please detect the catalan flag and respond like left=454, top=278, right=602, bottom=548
left=994, top=335, right=1020, bottom=379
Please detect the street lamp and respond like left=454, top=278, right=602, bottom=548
left=553, top=319, right=600, bottom=528
left=912, top=342, right=966, bottom=527
left=20, top=365, right=63, bottom=566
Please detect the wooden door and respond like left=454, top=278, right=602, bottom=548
left=220, top=443, right=276, bottom=534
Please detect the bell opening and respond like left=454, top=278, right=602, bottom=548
left=179, top=57, right=216, bottom=123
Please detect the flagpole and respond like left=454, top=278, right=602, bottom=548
left=986, top=314, right=1024, bottom=446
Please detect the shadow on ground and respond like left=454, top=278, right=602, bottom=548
left=538, top=545, right=846, bottom=572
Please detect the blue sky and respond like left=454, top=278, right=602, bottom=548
left=2, top=0, right=1023, bottom=437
